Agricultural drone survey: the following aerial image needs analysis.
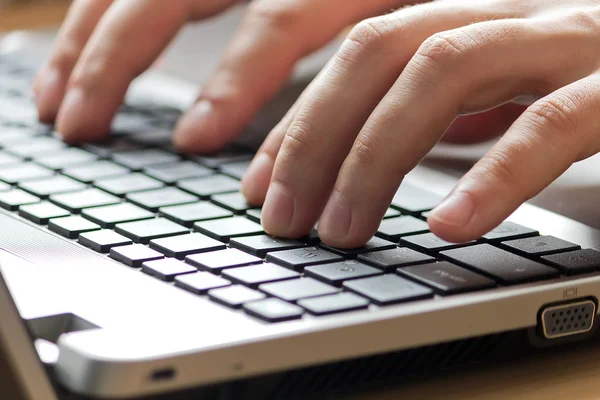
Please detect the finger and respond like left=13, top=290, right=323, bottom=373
left=33, top=0, right=113, bottom=122
left=174, top=0, right=409, bottom=153
left=429, top=73, right=600, bottom=242
left=317, top=16, right=600, bottom=247
left=262, top=3, right=527, bottom=240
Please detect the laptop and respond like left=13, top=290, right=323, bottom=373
left=2, top=39, right=600, bottom=400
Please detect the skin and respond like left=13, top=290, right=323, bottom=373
left=34, top=0, right=600, bottom=248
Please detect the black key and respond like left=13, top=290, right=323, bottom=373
left=49, top=188, right=120, bottom=213
left=190, top=148, right=253, bottom=168
left=304, top=260, right=382, bottom=286
left=194, top=216, right=263, bottom=242
left=82, top=203, right=154, bottom=228
left=112, top=149, right=179, bottom=170
left=260, top=278, right=339, bottom=302
left=208, top=285, right=266, bottom=308
left=222, top=263, right=300, bottom=288
left=109, top=244, right=164, bottom=268
left=33, top=148, right=96, bottom=170
left=115, top=218, right=188, bottom=244
left=94, top=173, right=163, bottom=196
left=5, top=137, right=66, bottom=157
left=63, top=160, right=129, bottom=183
left=78, top=230, right=133, bottom=253
left=343, top=275, right=434, bottom=306
left=82, top=138, right=142, bottom=158
left=266, top=247, right=344, bottom=271
left=245, top=208, right=262, bottom=223
left=298, top=293, right=370, bottom=316
left=243, top=298, right=304, bottom=322
left=398, top=261, right=497, bottom=295
left=211, top=192, right=256, bottom=214
left=144, top=161, right=212, bottom=184
left=48, top=216, right=100, bottom=239
left=383, top=208, right=401, bottom=219
left=482, top=221, right=539, bottom=242
left=141, top=258, right=197, bottom=281
left=229, top=235, right=305, bottom=257
left=219, top=160, right=251, bottom=180
left=159, top=202, right=232, bottom=227
left=377, top=216, right=430, bottom=241
left=391, top=184, right=443, bottom=213
left=0, top=181, right=9, bottom=191
left=127, top=129, right=173, bottom=147
left=358, top=247, right=435, bottom=271
left=126, top=187, right=198, bottom=211
left=178, top=175, right=240, bottom=198
left=541, top=249, right=600, bottom=275
left=0, top=151, right=21, bottom=166
left=19, top=176, right=86, bottom=198
left=185, top=249, right=262, bottom=273
left=400, top=233, right=476, bottom=253
left=0, top=189, right=39, bottom=210
left=174, top=272, right=231, bottom=295
left=0, top=163, right=53, bottom=184
left=149, top=233, right=225, bottom=259
left=502, top=235, right=580, bottom=257
left=18, top=201, right=70, bottom=224
left=111, top=113, right=156, bottom=134
left=320, top=237, right=396, bottom=258
left=441, top=244, right=560, bottom=284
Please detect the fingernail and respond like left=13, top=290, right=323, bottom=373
left=174, top=99, right=214, bottom=149
left=318, top=193, right=351, bottom=241
left=430, top=191, right=475, bottom=227
left=35, top=68, right=63, bottom=121
left=56, top=88, right=86, bottom=140
left=262, top=180, right=294, bottom=235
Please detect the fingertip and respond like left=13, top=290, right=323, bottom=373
left=55, top=88, right=110, bottom=143
left=35, top=67, right=66, bottom=123
left=427, top=191, right=484, bottom=243
left=241, top=152, right=274, bottom=205
left=174, top=99, right=227, bottom=153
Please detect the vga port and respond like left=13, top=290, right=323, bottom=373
left=540, top=300, right=596, bottom=339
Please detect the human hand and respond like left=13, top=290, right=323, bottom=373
left=243, top=0, right=600, bottom=248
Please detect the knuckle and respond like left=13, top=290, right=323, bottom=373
left=525, top=94, right=581, bottom=136
left=279, top=120, right=315, bottom=160
left=246, top=1, right=303, bottom=33
left=350, top=133, right=380, bottom=169
left=49, top=39, right=82, bottom=75
left=415, top=32, right=472, bottom=71
left=346, top=18, right=396, bottom=52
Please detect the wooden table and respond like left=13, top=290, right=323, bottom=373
left=3, top=2, right=600, bottom=399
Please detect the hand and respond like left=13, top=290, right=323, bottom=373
left=33, top=0, right=410, bottom=150
left=243, top=0, right=600, bottom=248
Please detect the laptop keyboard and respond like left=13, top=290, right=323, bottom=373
left=2, top=54, right=600, bottom=324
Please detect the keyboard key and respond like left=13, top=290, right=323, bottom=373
left=482, top=221, right=539, bottom=242
left=383, top=208, right=401, bottom=219
left=178, top=175, right=240, bottom=198
left=343, top=275, right=434, bottom=306
left=175, top=272, right=231, bottom=295
left=49, top=188, right=120, bottom=213
left=144, top=161, right=212, bottom=184
left=304, top=260, right=382, bottom=286
left=18, top=201, right=70, bottom=224
left=211, top=192, right=257, bottom=214
left=48, top=216, right=100, bottom=239
left=502, top=235, right=580, bottom=257
left=33, top=148, right=96, bottom=170
left=398, top=261, right=497, bottom=295
left=127, top=129, right=173, bottom=147
left=222, top=263, right=300, bottom=288
left=82, top=138, right=142, bottom=158
left=190, top=148, right=253, bottom=168
left=229, top=235, right=306, bottom=257
left=126, top=187, right=198, bottom=211
left=141, top=258, right=197, bottom=281
left=115, top=218, right=188, bottom=244
left=377, top=216, right=430, bottom=241
left=19, top=176, right=86, bottom=198
left=541, top=249, right=600, bottom=275
left=298, top=293, right=370, bottom=316
left=78, top=230, right=132, bottom=253
left=219, top=160, right=251, bottom=180
left=320, top=237, right=396, bottom=258
left=400, top=233, right=476, bottom=253
left=260, top=278, right=339, bottom=302
left=243, top=298, right=304, bottom=322
left=0, top=181, right=9, bottom=191
left=358, top=247, right=435, bottom=271
left=0, top=151, right=21, bottom=166
left=194, top=216, right=263, bottom=242
left=109, top=244, right=164, bottom=268
left=0, top=189, right=39, bottom=210
left=245, top=208, right=262, bottom=223
left=149, top=233, right=225, bottom=259
left=391, top=184, right=442, bottom=213
left=0, top=163, right=53, bottom=184
left=63, top=160, right=129, bottom=183
left=5, top=137, right=66, bottom=157
left=95, top=173, right=163, bottom=196
left=82, top=203, right=154, bottom=228
left=265, top=247, right=344, bottom=271
left=159, top=202, right=232, bottom=227
left=112, top=149, right=179, bottom=170
left=441, top=244, right=560, bottom=284
left=185, top=249, right=262, bottom=273
left=208, top=285, right=266, bottom=308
